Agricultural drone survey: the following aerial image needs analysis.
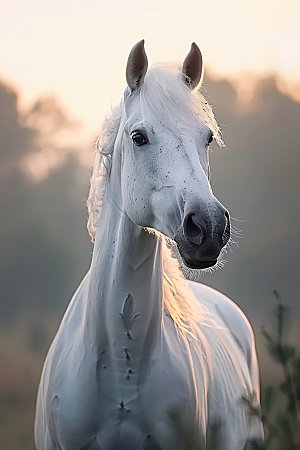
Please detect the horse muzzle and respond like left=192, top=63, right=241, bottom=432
left=174, top=206, right=230, bottom=269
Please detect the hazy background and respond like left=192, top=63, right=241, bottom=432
left=1, top=1, right=300, bottom=448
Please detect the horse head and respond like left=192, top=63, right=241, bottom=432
left=111, top=40, right=231, bottom=270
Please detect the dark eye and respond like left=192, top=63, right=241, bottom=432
left=131, top=131, right=148, bottom=146
left=207, top=131, right=214, bottom=146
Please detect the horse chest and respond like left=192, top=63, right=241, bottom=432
left=51, top=344, right=199, bottom=450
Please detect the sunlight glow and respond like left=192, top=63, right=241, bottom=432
left=1, top=0, right=300, bottom=137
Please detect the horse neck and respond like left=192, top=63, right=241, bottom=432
left=87, top=174, right=163, bottom=364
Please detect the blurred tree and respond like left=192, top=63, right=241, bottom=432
left=202, top=75, right=300, bottom=328
left=245, top=291, right=300, bottom=449
left=0, top=82, right=36, bottom=182
left=0, top=81, right=91, bottom=326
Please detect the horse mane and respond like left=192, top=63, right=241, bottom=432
left=87, top=65, right=224, bottom=423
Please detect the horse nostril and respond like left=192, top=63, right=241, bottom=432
left=222, top=210, right=231, bottom=244
left=183, top=213, right=205, bottom=245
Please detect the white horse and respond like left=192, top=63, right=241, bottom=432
left=35, top=41, right=264, bottom=450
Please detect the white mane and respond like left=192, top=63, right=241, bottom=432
left=87, top=65, right=224, bottom=421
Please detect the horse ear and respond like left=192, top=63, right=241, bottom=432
left=126, top=40, right=148, bottom=92
left=182, top=42, right=203, bottom=89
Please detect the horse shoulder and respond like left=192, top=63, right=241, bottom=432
left=35, top=271, right=93, bottom=449
left=188, top=281, right=264, bottom=447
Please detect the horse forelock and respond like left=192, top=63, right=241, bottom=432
left=139, top=65, right=223, bottom=146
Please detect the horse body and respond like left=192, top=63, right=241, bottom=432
left=35, top=41, right=264, bottom=449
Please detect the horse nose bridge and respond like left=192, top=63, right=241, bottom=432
left=176, top=147, right=212, bottom=195
left=177, top=179, right=213, bottom=218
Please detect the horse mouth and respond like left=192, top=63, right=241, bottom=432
left=174, top=227, right=222, bottom=270
left=177, top=245, right=218, bottom=269
left=183, top=256, right=217, bottom=270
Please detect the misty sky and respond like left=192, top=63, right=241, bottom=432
left=1, top=0, right=300, bottom=138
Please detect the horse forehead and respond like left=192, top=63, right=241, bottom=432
left=124, top=91, right=208, bottom=134
left=125, top=111, right=208, bottom=139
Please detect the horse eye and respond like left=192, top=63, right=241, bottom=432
left=207, top=131, right=214, bottom=146
left=131, top=131, right=148, bottom=146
